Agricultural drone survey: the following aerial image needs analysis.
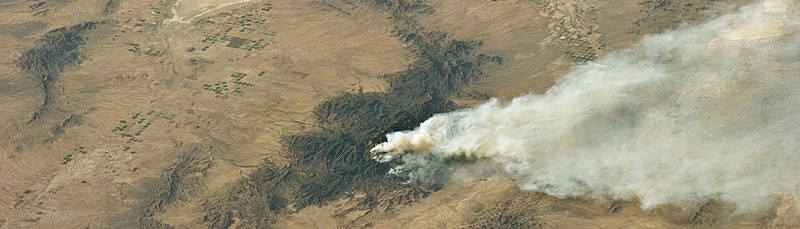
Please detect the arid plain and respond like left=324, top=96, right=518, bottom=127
left=1, top=0, right=798, bottom=228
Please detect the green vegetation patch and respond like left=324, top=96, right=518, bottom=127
left=62, top=145, right=90, bottom=165
left=224, top=37, right=265, bottom=51
left=202, top=72, right=255, bottom=98
left=62, top=154, right=73, bottom=165
left=226, top=37, right=248, bottom=48
left=126, top=43, right=141, bottom=52
left=197, top=4, right=273, bottom=53
left=261, top=3, right=273, bottom=12
left=112, top=111, right=157, bottom=143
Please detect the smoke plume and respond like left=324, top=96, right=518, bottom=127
left=372, top=0, right=800, bottom=214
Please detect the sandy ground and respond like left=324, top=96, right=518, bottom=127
left=169, top=0, right=254, bottom=23
left=0, top=0, right=406, bottom=227
left=0, top=0, right=798, bottom=228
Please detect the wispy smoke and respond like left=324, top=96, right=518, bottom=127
left=372, top=0, right=800, bottom=214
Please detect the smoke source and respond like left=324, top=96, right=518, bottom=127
left=372, top=0, right=800, bottom=214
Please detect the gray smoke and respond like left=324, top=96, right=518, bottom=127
left=372, top=0, right=800, bottom=214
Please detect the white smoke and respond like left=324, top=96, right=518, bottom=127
left=372, top=0, right=800, bottom=214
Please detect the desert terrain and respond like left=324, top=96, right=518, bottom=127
left=0, top=0, right=798, bottom=228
